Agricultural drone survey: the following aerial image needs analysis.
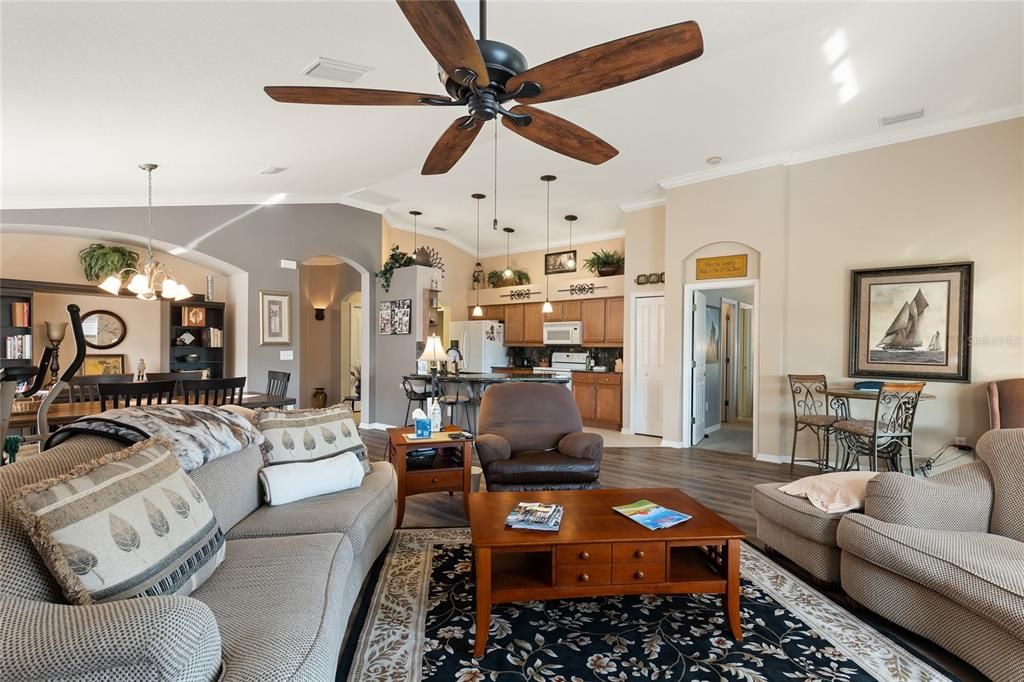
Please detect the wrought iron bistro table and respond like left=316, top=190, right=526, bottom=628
left=823, top=387, right=936, bottom=471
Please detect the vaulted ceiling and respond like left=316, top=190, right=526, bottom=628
left=2, top=1, right=1021, bottom=255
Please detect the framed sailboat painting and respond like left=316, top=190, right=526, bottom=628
left=849, top=262, right=973, bottom=382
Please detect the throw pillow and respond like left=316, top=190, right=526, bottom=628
left=256, top=404, right=370, bottom=474
left=779, top=471, right=879, bottom=514
left=219, top=404, right=256, bottom=424
left=258, top=452, right=365, bottom=506
left=11, top=438, right=225, bottom=605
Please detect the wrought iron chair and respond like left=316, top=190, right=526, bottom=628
left=98, top=380, right=177, bottom=411
left=402, top=377, right=432, bottom=425
left=438, top=380, right=474, bottom=432
left=788, top=374, right=838, bottom=472
left=266, top=370, right=291, bottom=399
left=832, top=382, right=926, bottom=474
left=182, top=377, right=246, bottom=406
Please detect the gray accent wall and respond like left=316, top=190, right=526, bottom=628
left=1, top=203, right=382, bottom=418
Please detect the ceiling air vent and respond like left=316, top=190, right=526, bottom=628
left=303, top=57, right=373, bottom=84
left=259, top=166, right=288, bottom=175
left=878, top=109, right=924, bottom=127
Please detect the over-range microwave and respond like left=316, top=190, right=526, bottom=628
left=543, top=321, right=582, bottom=345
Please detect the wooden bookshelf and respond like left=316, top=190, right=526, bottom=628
left=1, top=285, right=34, bottom=368
left=161, top=297, right=226, bottom=379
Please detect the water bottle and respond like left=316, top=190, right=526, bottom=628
left=429, top=398, right=443, bottom=432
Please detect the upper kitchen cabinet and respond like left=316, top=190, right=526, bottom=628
left=582, top=297, right=624, bottom=347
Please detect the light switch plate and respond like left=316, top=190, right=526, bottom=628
left=280, top=259, right=297, bottom=270
left=280, top=350, right=294, bottom=360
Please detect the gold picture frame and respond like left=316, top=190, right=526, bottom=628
left=82, top=353, right=126, bottom=376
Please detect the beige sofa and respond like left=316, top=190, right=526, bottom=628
left=0, top=433, right=397, bottom=681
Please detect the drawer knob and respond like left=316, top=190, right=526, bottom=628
left=431, top=477, right=439, bottom=483
left=634, top=570, right=645, bottom=579
left=635, top=550, right=646, bottom=559
left=579, top=573, right=590, bottom=583
left=579, top=551, right=590, bottom=560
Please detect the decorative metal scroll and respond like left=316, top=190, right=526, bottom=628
left=499, top=288, right=539, bottom=301
left=556, top=283, right=610, bottom=297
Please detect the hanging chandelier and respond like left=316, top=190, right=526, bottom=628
left=541, top=174, right=556, bottom=314
left=471, top=192, right=486, bottom=318
left=98, top=164, right=192, bottom=301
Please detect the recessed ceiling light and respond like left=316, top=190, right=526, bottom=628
left=433, top=226, right=448, bottom=232
left=878, top=108, right=925, bottom=127
left=259, top=166, right=288, bottom=175
left=706, top=156, right=722, bottom=165
left=303, top=57, right=373, bottom=84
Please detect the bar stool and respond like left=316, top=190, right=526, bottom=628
left=438, top=381, right=474, bottom=432
left=788, top=374, right=838, bottom=472
left=402, top=377, right=431, bottom=425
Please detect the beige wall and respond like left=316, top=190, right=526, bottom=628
left=383, top=218, right=477, bottom=324
left=622, top=206, right=665, bottom=431
left=298, top=262, right=360, bottom=407
left=479, top=236, right=625, bottom=292
left=650, top=118, right=1024, bottom=464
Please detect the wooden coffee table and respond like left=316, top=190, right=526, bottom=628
left=468, top=488, right=746, bottom=657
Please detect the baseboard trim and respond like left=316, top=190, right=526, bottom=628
left=661, top=439, right=685, bottom=449
left=705, top=424, right=721, bottom=434
left=756, top=453, right=817, bottom=468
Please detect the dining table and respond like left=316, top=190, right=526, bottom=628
left=7, top=392, right=296, bottom=431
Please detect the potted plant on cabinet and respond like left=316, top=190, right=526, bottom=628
left=583, top=250, right=625, bottom=277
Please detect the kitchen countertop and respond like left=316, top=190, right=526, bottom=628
left=404, top=372, right=569, bottom=384
left=493, top=366, right=622, bottom=375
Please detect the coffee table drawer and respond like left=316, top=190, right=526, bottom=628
left=612, top=562, right=666, bottom=585
left=556, top=543, right=612, bottom=565
left=406, top=469, right=463, bottom=494
left=612, top=541, right=665, bottom=563
left=556, top=563, right=611, bottom=587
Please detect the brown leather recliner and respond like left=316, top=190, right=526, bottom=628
left=475, top=382, right=603, bottom=491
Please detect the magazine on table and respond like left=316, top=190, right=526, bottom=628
left=505, top=502, right=563, bottom=532
left=613, top=499, right=691, bottom=530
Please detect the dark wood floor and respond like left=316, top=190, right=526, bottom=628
left=394, top=445, right=798, bottom=539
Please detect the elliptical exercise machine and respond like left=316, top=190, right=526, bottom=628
left=0, top=304, right=87, bottom=454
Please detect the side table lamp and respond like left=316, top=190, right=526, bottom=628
left=44, top=321, right=68, bottom=388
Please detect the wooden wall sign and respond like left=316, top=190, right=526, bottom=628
left=696, top=254, right=747, bottom=280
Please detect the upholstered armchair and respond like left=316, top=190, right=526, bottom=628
left=837, top=428, right=1024, bottom=682
left=988, top=378, right=1024, bottom=429
left=475, top=382, right=603, bottom=491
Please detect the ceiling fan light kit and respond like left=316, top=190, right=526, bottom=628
left=264, top=0, right=702, bottom=174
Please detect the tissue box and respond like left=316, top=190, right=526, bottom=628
left=415, top=417, right=431, bottom=438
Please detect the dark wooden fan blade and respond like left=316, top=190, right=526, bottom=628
left=422, top=116, right=482, bottom=175
left=396, top=0, right=489, bottom=85
left=264, top=86, right=448, bottom=106
left=506, top=21, right=703, bottom=104
left=501, top=106, right=618, bottom=165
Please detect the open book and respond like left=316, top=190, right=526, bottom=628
left=613, top=499, right=691, bottom=530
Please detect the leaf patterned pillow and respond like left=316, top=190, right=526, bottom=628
left=11, top=438, right=225, bottom=605
left=256, top=404, right=371, bottom=474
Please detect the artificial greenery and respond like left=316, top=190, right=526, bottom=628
left=376, top=244, right=414, bottom=292
left=582, top=249, right=625, bottom=274
left=78, top=243, right=140, bottom=283
left=487, top=270, right=531, bottom=287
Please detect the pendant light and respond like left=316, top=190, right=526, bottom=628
left=502, top=227, right=515, bottom=279
left=540, top=174, right=557, bottom=314
left=98, top=164, right=192, bottom=301
left=409, top=210, right=429, bottom=265
left=564, top=214, right=577, bottom=269
left=471, top=192, right=486, bottom=317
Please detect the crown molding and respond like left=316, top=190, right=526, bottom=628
left=657, top=105, right=1024, bottom=190
left=619, top=197, right=665, bottom=213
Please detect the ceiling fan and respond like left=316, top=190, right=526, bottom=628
left=264, top=0, right=703, bottom=175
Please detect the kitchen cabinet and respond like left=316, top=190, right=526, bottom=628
left=571, top=371, right=622, bottom=429
left=523, top=302, right=545, bottom=343
left=581, top=297, right=623, bottom=346
left=548, top=300, right=581, bottom=322
left=465, top=304, right=506, bottom=321
left=604, top=297, right=624, bottom=343
left=504, top=304, right=525, bottom=344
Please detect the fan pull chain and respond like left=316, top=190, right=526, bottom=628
left=492, top=120, right=498, bottom=230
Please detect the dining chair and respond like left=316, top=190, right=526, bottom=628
left=832, top=382, right=926, bottom=474
left=266, top=370, right=291, bottom=399
left=182, top=377, right=246, bottom=406
left=98, top=380, right=177, bottom=411
left=787, top=374, right=838, bottom=472
left=67, top=374, right=133, bottom=403
left=402, top=377, right=431, bottom=425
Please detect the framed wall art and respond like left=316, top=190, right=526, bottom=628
left=544, top=250, right=577, bottom=275
left=259, top=291, right=292, bottom=346
left=378, top=299, right=412, bottom=335
left=849, top=262, right=973, bottom=382
left=82, top=353, right=126, bottom=376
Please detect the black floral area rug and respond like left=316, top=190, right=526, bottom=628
left=347, top=529, right=952, bottom=682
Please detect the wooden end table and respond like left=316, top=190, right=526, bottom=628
left=386, top=425, right=474, bottom=528
left=468, top=488, right=746, bottom=658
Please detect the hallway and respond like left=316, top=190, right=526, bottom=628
left=693, top=420, right=753, bottom=456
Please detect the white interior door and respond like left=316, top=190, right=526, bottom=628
left=692, top=290, right=707, bottom=443
left=721, top=299, right=738, bottom=423
left=739, top=303, right=754, bottom=419
left=634, top=296, right=665, bottom=436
